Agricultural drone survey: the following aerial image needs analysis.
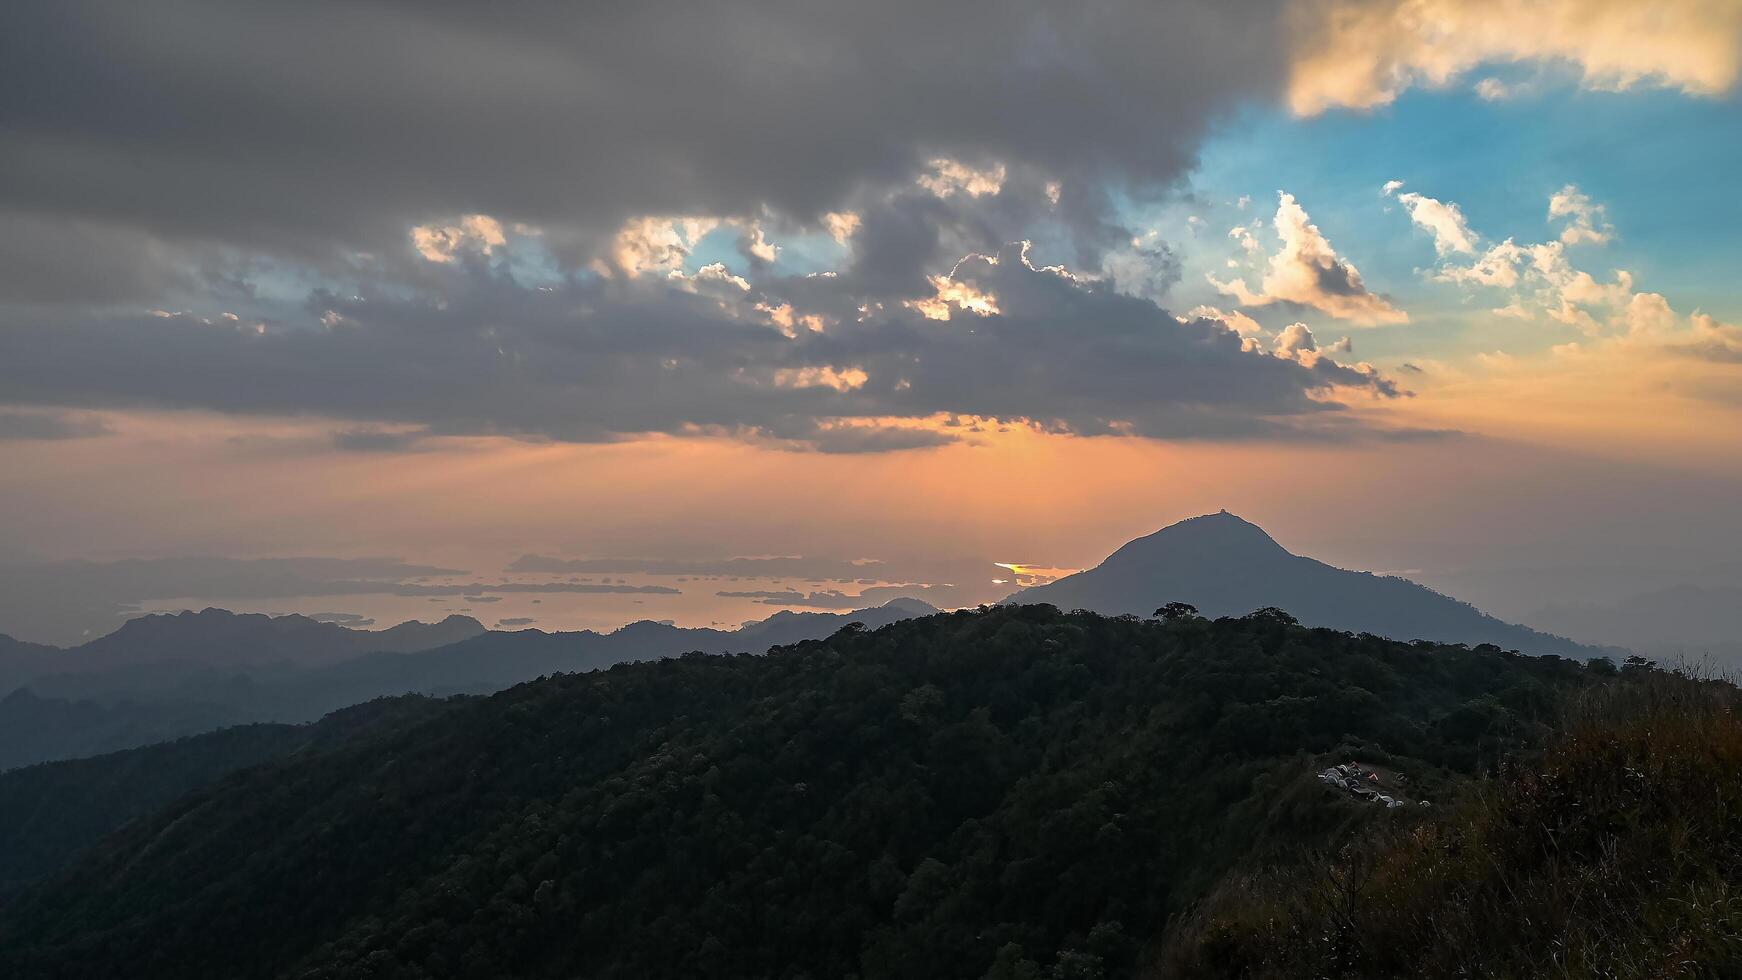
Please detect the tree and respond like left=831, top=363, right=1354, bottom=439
left=1247, top=606, right=1299, bottom=626
left=1154, top=602, right=1201, bottom=622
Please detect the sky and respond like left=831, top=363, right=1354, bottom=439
left=2, top=0, right=1740, bottom=645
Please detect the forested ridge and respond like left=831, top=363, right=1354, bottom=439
left=0, top=605, right=1606, bottom=979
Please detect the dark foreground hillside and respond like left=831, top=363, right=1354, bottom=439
left=1159, top=666, right=1742, bottom=978
left=0, top=695, right=448, bottom=900
left=0, top=606, right=1601, bottom=979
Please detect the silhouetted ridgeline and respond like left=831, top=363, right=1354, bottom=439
left=0, top=601, right=934, bottom=769
left=0, top=605, right=1612, bottom=979
left=1, top=515, right=1610, bottom=773
left=1013, top=512, right=1599, bottom=658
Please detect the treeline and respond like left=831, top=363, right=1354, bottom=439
left=0, top=605, right=1606, bottom=979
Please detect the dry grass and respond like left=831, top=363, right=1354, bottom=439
left=1157, top=670, right=1742, bottom=979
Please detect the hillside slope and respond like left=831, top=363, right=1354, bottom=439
left=0, top=605, right=1599, bottom=980
left=1159, top=665, right=1742, bottom=978
left=0, top=694, right=446, bottom=899
left=1014, top=512, right=1594, bottom=657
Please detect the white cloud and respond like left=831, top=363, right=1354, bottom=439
left=1274, top=322, right=1319, bottom=356
left=770, top=364, right=869, bottom=391
left=1548, top=184, right=1613, bottom=245
left=1623, top=292, right=1678, bottom=337
left=1208, top=192, right=1408, bottom=326
left=1187, top=305, right=1265, bottom=337
left=1474, top=77, right=1512, bottom=100
left=1422, top=186, right=1742, bottom=379
left=1228, top=221, right=1264, bottom=257
left=755, top=302, right=828, bottom=338
left=1688, top=313, right=1742, bottom=360
left=410, top=215, right=508, bottom=263
left=1395, top=190, right=1479, bottom=255
left=608, top=216, right=720, bottom=276
left=668, top=261, right=751, bottom=293
left=905, top=273, right=1000, bottom=321
left=823, top=212, right=861, bottom=245
left=917, top=159, right=1007, bottom=198
left=1438, top=238, right=1528, bottom=288
left=1426, top=186, right=1625, bottom=331
left=744, top=222, right=781, bottom=263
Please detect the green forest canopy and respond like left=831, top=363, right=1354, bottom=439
left=0, top=605, right=1609, bottom=979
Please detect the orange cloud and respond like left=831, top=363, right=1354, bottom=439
left=1287, top=0, right=1742, bottom=115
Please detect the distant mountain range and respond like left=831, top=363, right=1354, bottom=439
left=0, top=599, right=937, bottom=769
left=0, top=514, right=1613, bottom=769
left=1529, top=584, right=1742, bottom=657
left=1011, top=511, right=1599, bottom=658
left=0, top=608, right=487, bottom=693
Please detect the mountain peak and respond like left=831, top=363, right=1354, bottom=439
left=1172, top=509, right=1275, bottom=535
left=1011, top=512, right=1593, bottom=657
left=1103, top=511, right=1288, bottom=569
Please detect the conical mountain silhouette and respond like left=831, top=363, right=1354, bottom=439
left=1011, top=511, right=1593, bottom=656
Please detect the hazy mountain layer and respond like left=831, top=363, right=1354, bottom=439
left=0, top=600, right=936, bottom=768
left=0, top=608, right=486, bottom=695
left=1530, top=584, right=1742, bottom=652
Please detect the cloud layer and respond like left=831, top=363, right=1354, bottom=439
left=0, top=0, right=1290, bottom=300
left=1, top=204, right=1406, bottom=448
left=2, top=0, right=1735, bottom=459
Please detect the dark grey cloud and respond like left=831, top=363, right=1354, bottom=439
left=372, top=582, right=679, bottom=598
left=800, top=426, right=958, bottom=454
left=733, top=586, right=949, bottom=609
left=0, top=0, right=1287, bottom=285
left=0, top=1, right=1428, bottom=452
left=330, top=427, right=432, bottom=452
left=496, top=617, right=537, bottom=628
left=0, top=409, right=110, bottom=440
left=511, top=555, right=884, bottom=579
left=0, top=235, right=1409, bottom=449
left=0, top=211, right=197, bottom=306
left=309, top=612, right=376, bottom=627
